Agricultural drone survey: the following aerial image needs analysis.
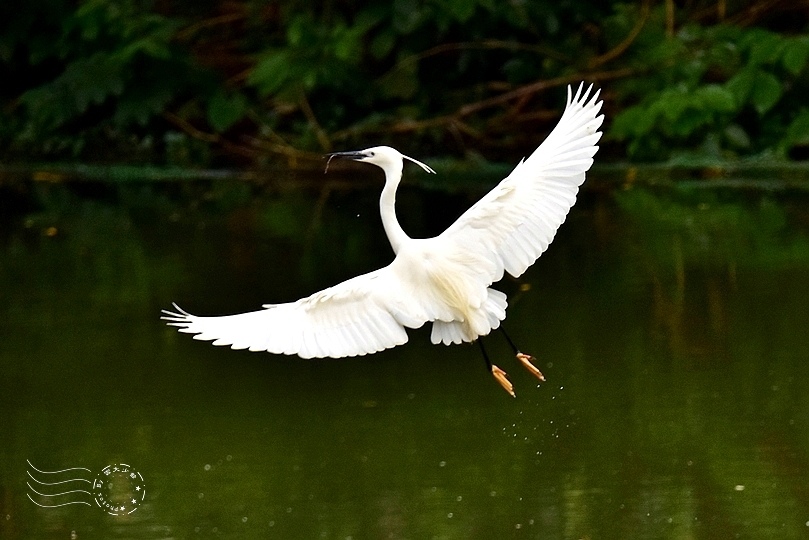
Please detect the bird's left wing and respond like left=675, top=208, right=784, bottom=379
left=439, top=83, right=604, bottom=281
left=162, top=265, right=428, bottom=359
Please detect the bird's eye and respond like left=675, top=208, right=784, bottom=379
left=368, top=152, right=375, bottom=157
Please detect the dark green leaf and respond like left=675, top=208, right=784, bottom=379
left=724, top=124, right=750, bottom=148
left=745, top=29, right=783, bottom=66
left=694, top=85, right=736, bottom=113
left=784, top=108, right=809, bottom=146
left=724, top=67, right=756, bottom=106
left=750, top=71, right=782, bottom=115
left=207, top=91, right=248, bottom=133
left=370, top=30, right=396, bottom=59
left=248, top=51, right=290, bottom=96
left=446, top=0, right=476, bottom=22
left=782, top=37, right=809, bottom=76
left=610, top=106, right=653, bottom=139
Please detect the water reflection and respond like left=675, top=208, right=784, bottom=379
left=1, top=179, right=809, bottom=538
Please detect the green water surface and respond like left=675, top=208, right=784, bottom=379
left=2, top=176, right=809, bottom=539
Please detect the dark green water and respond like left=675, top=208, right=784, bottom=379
left=2, top=178, right=809, bottom=539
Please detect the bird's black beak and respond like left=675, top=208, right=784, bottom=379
left=325, top=150, right=368, bottom=161
left=324, top=150, right=368, bottom=173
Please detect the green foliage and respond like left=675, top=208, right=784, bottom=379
left=610, top=17, right=809, bottom=161
left=1, top=0, right=808, bottom=165
left=5, top=0, right=210, bottom=160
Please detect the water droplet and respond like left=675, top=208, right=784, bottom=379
left=269, top=521, right=275, bottom=527
left=198, top=493, right=204, bottom=499
left=242, top=517, right=248, bottom=523
left=226, top=455, right=232, bottom=461
left=515, top=523, right=522, bottom=529
left=734, top=485, right=745, bottom=491
left=456, top=496, right=462, bottom=502
left=204, top=464, right=211, bottom=471
left=439, top=461, right=446, bottom=467
left=447, top=512, right=453, bottom=518
left=490, top=491, right=497, bottom=497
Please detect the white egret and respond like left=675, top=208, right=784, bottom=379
left=163, top=83, right=604, bottom=396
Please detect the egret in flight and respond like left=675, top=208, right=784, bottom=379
left=163, top=83, right=603, bottom=397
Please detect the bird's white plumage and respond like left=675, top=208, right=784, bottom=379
left=163, top=83, right=604, bottom=358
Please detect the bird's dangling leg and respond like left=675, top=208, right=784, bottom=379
left=499, top=328, right=545, bottom=382
left=477, top=339, right=515, bottom=397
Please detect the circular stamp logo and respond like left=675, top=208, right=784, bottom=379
left=92, top=463, right=146, bottom=515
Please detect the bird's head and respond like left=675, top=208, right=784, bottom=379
left=325, top=146, right=435, bottom=175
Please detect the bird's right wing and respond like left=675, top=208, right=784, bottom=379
left=439, top=83, right=604, bottom=281
left=163, top=265, right=430, bottom=359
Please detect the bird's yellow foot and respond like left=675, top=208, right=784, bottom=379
left=491, top=365, right=515, bottom=397
left=516, top=353, right=545, bottom=382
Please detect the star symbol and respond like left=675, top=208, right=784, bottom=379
left=131, top=499, right=137, bottom=505
left=135, top=486, right=141, bottom=491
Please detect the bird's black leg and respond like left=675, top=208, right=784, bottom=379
left=498, top=327, right=545, bottom=382
left=477, top=339, right=493, bottom=372
left=477, top=339, right=515, bottom=397
left=498, top=327, right=519, bottom=355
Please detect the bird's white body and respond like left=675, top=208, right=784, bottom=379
left=164, top=84, right=604, bottom=360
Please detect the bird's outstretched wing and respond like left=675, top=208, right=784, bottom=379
left=439, top=83, right=603, bottom=281
left=162, top=266, right=429, bottom=359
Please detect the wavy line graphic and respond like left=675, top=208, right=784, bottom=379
left=26, top=460, right=92, bottom=475
left=27, top=494, right=92, bottom=508
left=27, top=471, right=91, bottom=486
left=27, top=460, right=94, bottom=508
left=27, top=483, right=92, bottom=498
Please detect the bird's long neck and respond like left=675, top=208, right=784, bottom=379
left=379, top=161, right=409, bottom=254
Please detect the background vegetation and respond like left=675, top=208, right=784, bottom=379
left=1, top=0, right=808, bottom=168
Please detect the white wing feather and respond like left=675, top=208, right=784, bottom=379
left=439, top=83, right=604, bottom=280
left=163, top=266, right=423, bottom=359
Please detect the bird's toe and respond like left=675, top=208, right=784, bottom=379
left=491, top=365, right=515, bottom=397
left=516, top=353, right=545, bottom=382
